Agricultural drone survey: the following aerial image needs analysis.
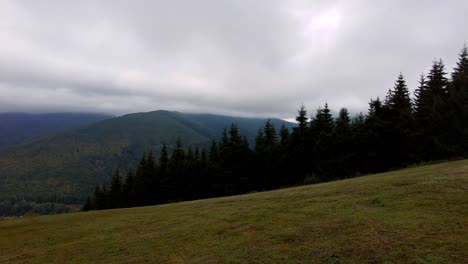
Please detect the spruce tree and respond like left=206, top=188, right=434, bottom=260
left=448, top=45, right=468, bottom=155
left=290, top=105, right=311, bottom=184
left=279, top=124, right=290, bottom=146
left=92, top=185, right=104, bottom=210
left=277, top=124, right=291, bottom=186
left=452, top=45, right=468, bottom=81
left=184, top=147, right=196, bottom=200
left=109, top=170, right=123, bottom=208
left=310, top=103, right=334, bottom=179
left=263, top=120, right=278, bottom=147
left=311, top=103, right=333, bottom=135
left=194, top=147, right=201, bottom=162
left=383, top=74, right=414, bottom=166
left=255, top=129, right=265, bottom=152
left=82, top=196, right=93, bottom=211
left=228, top=124, right=242, bottom=146
left=133, top=153, right=147, bottom=205
left=334, top=108, right=351, bottom=135
left=331, top=108, right=352, bottom=177
left=386, top=74, right=412, bottom=118
left=208, top=141, right=219, bottom=162
left=170, top=139, right=185, bottom=169
left=159, top=144, right=169, bottom=173
left=221, top=127, right=229, bottom=147
left=167, top=139, right=186, bottom=201
left=414, top=73, right=427, bottom=115
left=427, top=59, right=448, bottom=98
left=296, top=104, right=308, bottom=131
left=122, top=168, right=135, bottom=207
left=101, top=185, right=109, bottom=210
left=365, top=98, right=388, bottom=172
left=424, top=60, right=450, bottom=158
left=255, top=120, right=280, bottom=189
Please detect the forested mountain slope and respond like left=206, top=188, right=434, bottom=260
left=0, top=110, right=292, bottom=215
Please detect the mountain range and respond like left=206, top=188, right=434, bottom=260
left=0, top=112, right=112, bottom=151
left=0, top=110, right=294, bottom=215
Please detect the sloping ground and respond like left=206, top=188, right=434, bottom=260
left=1, top=160, right=467, bottom=263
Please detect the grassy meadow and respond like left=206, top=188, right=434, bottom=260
left=1, top=159, right=467, bottom=263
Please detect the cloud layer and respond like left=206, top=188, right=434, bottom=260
left=1, top=0, right=467, bottom=118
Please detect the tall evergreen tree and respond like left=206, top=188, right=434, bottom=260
left=386, top=74, right=413, bottom=117
left=279, top=124, right=290, bottom=146
left=221, top=128, right=229, bottom=147
left=296, top=104, right=308, bottom=131
left=159, top=144, right=169, bottom=173
left=255, top=129, right=265, bottom=152
left=290, top=105, right=311, bottom=184
left=208, top=140, right=219, bottom=162
left=383, top=74, right=414, bottom=166
left=365, top=98, right=389, bottom=172
left=263, top=120, right=278, bottom=147
left=414, top=73, right=427, bottom=114
left=219, top=124, right=252, bottom=194
left=331, top=108, right=352, bottom=177
left=427, top=59, right=449, bottom=98
left=109, top=170, right=123, bottom=208
left=255, top=120, right=280, bottom=189
left=310, top=103, right=334, bottom=178
left=82, top=196, right=93, bottom=211
left=448, top=45, right=468, bottom=155
left=122, top=168, right=135, bottom=207
left=134, top=152, right=157, bottom=205
left=334, top=108, right=351, bottom=135
left=92, top=185, right=104, bottom=210
left=277, top=124, right=291, bottom=186
left=416, top=60, right=450, bottom=158
left=311, top=103, right=333, bottom=135
left=170, top=139, right=185, bottom=169
left=101, top=185, right=109, bottom=209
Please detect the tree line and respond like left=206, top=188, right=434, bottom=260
left=83, top=46, right=468, bottom=211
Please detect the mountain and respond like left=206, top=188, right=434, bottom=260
left=1, top=159, right=466, bottom=263
left=0, top=112, right=113, bottom=151
left=0, top=110, right=294, bottom=215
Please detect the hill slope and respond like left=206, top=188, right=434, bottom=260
left=0, top=110, right=293, bottom=215
left=0, top=112, right=112, bottom=151
left=1, top=160, right=467, bottom=263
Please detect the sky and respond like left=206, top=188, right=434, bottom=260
left=0, top=0, right=467, bottom=119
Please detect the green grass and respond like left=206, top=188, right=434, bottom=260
left=1, top=160, right=467, bottom=263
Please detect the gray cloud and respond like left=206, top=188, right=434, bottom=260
left=0, top=0, right=467, bottom=119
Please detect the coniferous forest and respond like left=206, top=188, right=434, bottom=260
left=83, top=46, right=468, bottom=211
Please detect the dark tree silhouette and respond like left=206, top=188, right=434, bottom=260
left=84, top=45, right=468, bottom=212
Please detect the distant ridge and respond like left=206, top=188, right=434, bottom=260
left=0, top=112, right=113, bottom=151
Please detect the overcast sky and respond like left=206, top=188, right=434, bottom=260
left=0, top=0, right=467, bottom=119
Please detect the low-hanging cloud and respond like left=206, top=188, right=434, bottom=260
left=1, top=0, right=467, bottom=119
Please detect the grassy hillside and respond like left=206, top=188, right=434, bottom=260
left=0, top=110, right=292, bottom=215
left=1, top=160, right=467, bottom=263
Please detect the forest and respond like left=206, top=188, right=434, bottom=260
left=83, top=46, right=468, bottom=211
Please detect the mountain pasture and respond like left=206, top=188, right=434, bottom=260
left=1, top=159, right=467, bottom=263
